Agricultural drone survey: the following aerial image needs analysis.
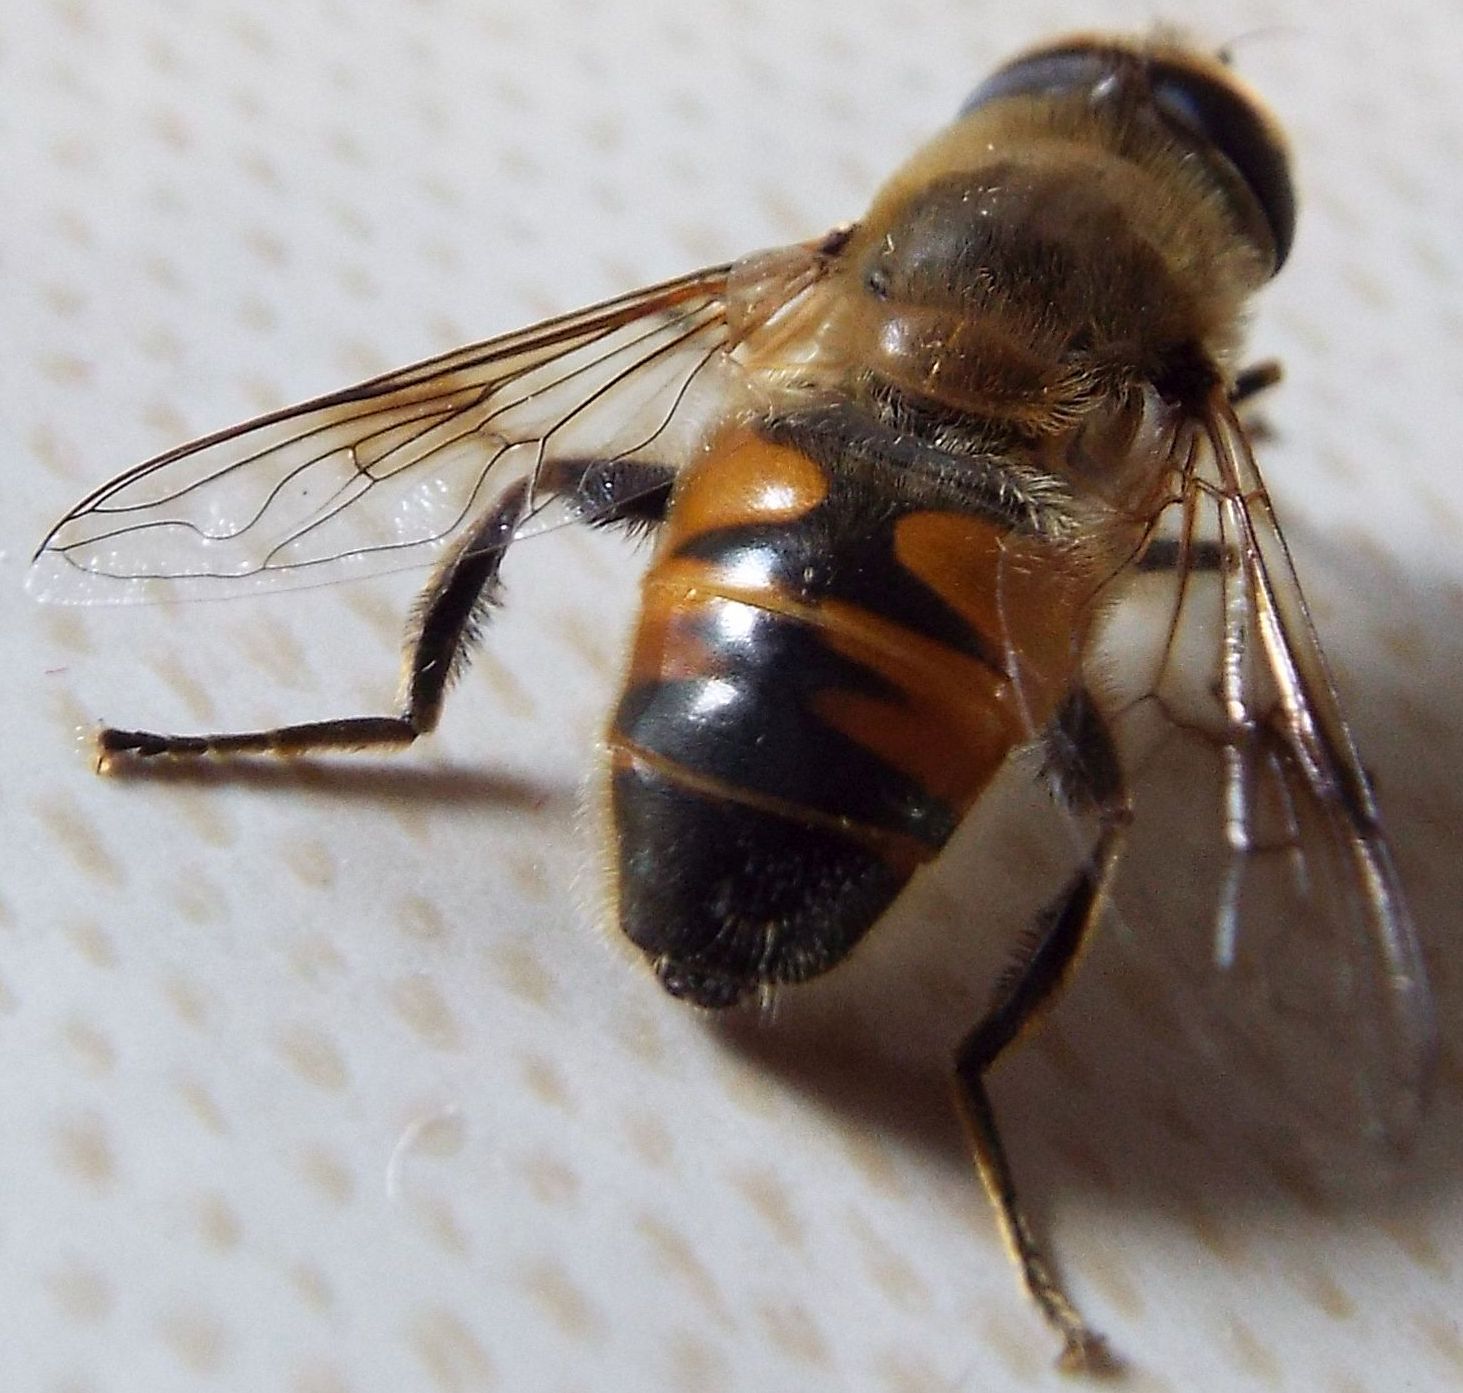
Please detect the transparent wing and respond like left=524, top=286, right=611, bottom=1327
left=1076, top=390, right=1435, bottom=1179
left=28, top=243, right=838, bottom=604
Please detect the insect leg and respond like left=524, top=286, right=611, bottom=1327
left=1135, top=536, right=1235, bottom=574
left=535, top=456, right=676, bottom=532
left=953, top=690, right=1130, bottom=1375
left=1229, top=359, right=1282, bottom=406
left=96, top=461, right=677, bottom=769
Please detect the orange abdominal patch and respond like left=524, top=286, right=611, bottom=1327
left=663, top=430, right=829, bottom=541
left=810, top=679, right=1015, bottom=814
left=894, top=509, right=1091, bottom=713
left=892, top=510, right=1011, bottom=641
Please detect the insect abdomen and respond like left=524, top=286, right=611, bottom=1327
left=607, top=413, right=1089, bottom=1007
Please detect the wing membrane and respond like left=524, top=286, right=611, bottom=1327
left=28, top=259, right=793, bottom=603
left=1075, top=393, right=1434, bottom=1177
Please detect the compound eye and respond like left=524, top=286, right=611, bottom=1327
left=1146, top=59, right=1295, bottom=271
left=959, top=46, right=1110, bottom=118
left=960, top=41, right=1296, bottom=274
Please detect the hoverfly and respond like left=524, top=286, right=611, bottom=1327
left=30, top=32, right=1435, bottom=1372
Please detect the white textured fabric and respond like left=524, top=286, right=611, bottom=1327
left=5, top=2, right=1462, bottom=1390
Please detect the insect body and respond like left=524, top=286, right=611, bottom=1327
left=610, top=406, right=1104, bottom=1008
left=31, top=33, right=1434, bottom=1373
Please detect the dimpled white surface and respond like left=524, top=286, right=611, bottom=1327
left=4, top=1, right=1462, bottom=1391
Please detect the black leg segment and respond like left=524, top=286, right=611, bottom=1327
left=535, top=456, right=677, bottom=533
left=952, top=690, right=1131, bottom=1375
left=1229, top=358, right=1282, bottom=407
left=96, top=458, right=677, bottom=769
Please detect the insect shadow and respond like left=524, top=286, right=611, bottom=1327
left=95, top=747, right=578, bottom=817
left=713, top=540, right=1463, bottom=1238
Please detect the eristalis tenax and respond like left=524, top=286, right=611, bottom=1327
left=30, top=31, right=1436, bottom=1373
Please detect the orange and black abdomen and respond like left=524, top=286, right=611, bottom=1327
left=607, top=403, right=1093, bottom=1008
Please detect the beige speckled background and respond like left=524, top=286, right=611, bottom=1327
left=5, top=1, right=1462, bottom=1390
